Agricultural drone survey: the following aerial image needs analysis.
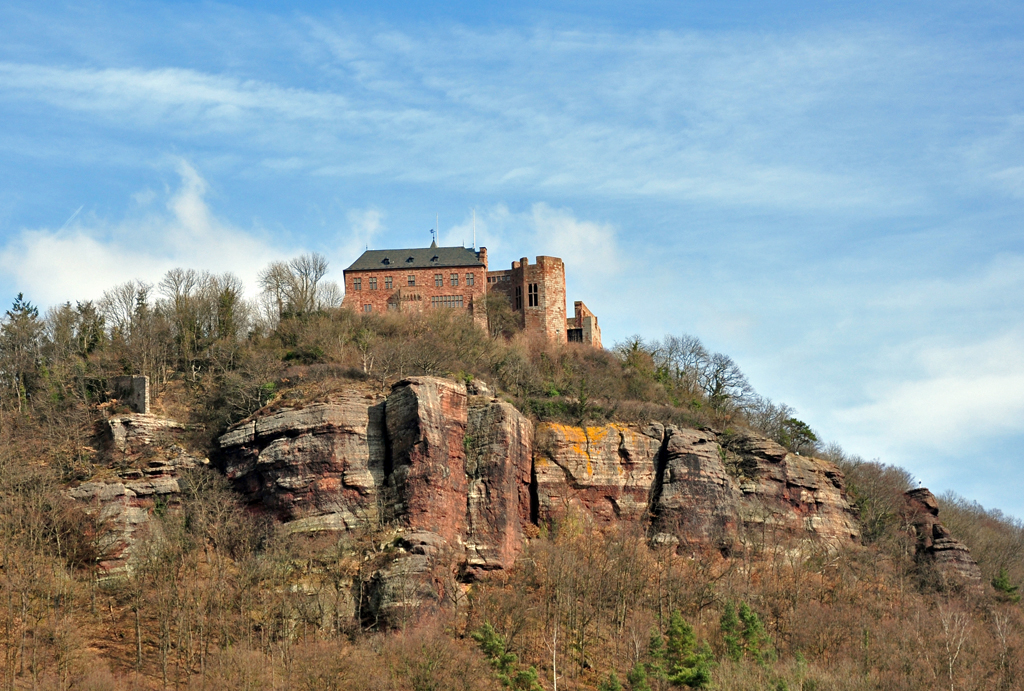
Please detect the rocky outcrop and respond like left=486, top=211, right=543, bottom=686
left=724, top=432, right=861, bottom=545
left=652, top=426, right=740, bottom=548
left=219, top=392, right=386, bottom=530
left=70, top=414, right=205, bottom=573
left=385, top=378, right=470, bottom=544
left=534, top=422, right=663, bottom=526
left=464, top=398, right=534, bottom=572
left=214, top=377, right=874, bottom=624
left=905, top=488, right=982, bottom=587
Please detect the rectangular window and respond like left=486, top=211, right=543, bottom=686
left=387, top=302, right=398, bottom=310
left=385, top=276, right=393, bottom=289
left=514, top=286, right=522, bottom=310
left=430, top=295, right=464, bottom=309
left=408, top=275, right=416, bottom=287
left=369, top=277, right=377, bottom=290
left=363, top=304, right=372, bottom=313
left=434, top=273, right=443, bottom=287
left=353, top=277, right=362, bottom=291
left=466, top=273, right=475, bottom=286
left=528, top=283, right=538, bottom=307
left=450, top=273, right=459, bottom=287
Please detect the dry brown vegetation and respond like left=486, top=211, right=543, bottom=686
left=2, top=263, right=1024, bottom=689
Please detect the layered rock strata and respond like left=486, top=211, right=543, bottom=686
left=70, top=414, right=204, bottom=573
left=904, top=488, right=982, bottom=586
left=219, top=392, right=386, bottom=531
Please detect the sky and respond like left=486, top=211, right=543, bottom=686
left=2, top=0, right=1023, bottom=517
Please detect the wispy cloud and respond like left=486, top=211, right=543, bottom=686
left=2, top=23, right=999, bottom=211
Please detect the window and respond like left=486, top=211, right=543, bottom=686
left=369, top=277, right=378, bottom=290
left=363, top=304, right=372, bottom=313
left=408, top=275, right=416, bottom=287
left=431, top=295, right=464, bottom=309
left=353, top=278, right=362, bottom=291
left=387, top=302, right=398, bottom=310
left=385, top=276, right=393, bottom=289
left=466, top=273, right=475, bottom=286
left=450, top=273, right=459, bottom=287
left=528, top=283, right=538, bottom=307
left=434, top=274, right=444, bottom=287
left=515, top=286, right=522, bottom=310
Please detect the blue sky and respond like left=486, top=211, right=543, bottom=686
left=2, top=1, right=1024, bottom=517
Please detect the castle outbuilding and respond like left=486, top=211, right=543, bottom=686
left=341, top=241, right=601, bottom=348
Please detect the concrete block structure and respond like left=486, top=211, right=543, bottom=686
left=342, top=242, right=601, bottom=348
left=111, top=376, right=150, bottom=414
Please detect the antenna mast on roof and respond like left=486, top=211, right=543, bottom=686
left=473, top=209, right=476, bottom=250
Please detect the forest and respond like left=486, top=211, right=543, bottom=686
left=1, top=254, right=1023, bottom=690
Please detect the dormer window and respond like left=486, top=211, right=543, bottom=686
left=431, top=255, right=439, bottom=262
left=406, top=257, right=414, bottom=263
left=381, top=257, right=390, bottom=265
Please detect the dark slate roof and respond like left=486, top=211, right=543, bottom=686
left=344, top=246, right=485, bottom=271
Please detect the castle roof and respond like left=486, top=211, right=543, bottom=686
left=344, top=246, right=485, bottom=271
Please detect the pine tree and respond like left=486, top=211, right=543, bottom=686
left=472, top=622, right=544, bottom=691
left=720, top=601, right=743, bottom=662
left=738, top=603, right=774, bottom=665
left=627, top=662, right=651, bottom=691
left=599, top=671, right=623, bottom=691
left=647, top=628, right=667, bottom=683
left=992, top=568, right=1021, bottom=603
left=664, top=610, right=715, bottom=688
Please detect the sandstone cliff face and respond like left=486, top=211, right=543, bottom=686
left=723, top=432, right=862, bottom=545
left=214, top=376, right=869, bottom=623
left=385, top=378, right=469, bottom=545
left=69, top=414, right=204, bottom=573
left=905, top=488, right=982, bottom=586
left=464, top=398, right=534, bottom=572
left=219, top=392, right=386, bottom=531
left=533, top=422, right=663, bottom=526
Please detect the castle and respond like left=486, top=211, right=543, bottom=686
left=341, top=241, right=601, bottom=348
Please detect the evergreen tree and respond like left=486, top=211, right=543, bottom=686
left=720, top=601, right=743, bottom=662
left=599, top=671, right=623, bottom=691
left=627, top=662, right=651, bottom=691
left=738, top=603, right=774, bottom=665
left=647, top=628, right=667, bottom=683
left=664, top=610, right=715, bottom=688
left=472, top=622, right=544, bottom=691
left=992, top=568, right=1021, bottom=603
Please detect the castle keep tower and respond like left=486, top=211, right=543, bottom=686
left=486, top=256, right=601, bottom=347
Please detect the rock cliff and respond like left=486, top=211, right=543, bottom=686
left=217, top=377, right=859, bottom=577
left=68, top=414, right=205, bottom=573
left=904, top=488, right=982, bottom=587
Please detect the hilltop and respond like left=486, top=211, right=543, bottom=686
left=1, top=257, right=1023, bottom=690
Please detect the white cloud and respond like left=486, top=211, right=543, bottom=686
left=834, top=331, right=1024, bottom=453
left=0, top=161, right=290, bottom=305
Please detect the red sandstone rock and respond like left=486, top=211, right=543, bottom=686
left=385, top=377, right=469, bottom=545
left=905, top=488, right=982, bottom=586
left=723, top=431, right=861, bottom=544
left=653, top=426, right=740, bottom=548
left=533, top=422, right=664, bottom=526
left=218, top=392, right=386, bottom=530
left=464, top=398, right=534, bottom=571
left=69, top=414, right=204, bottom=573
